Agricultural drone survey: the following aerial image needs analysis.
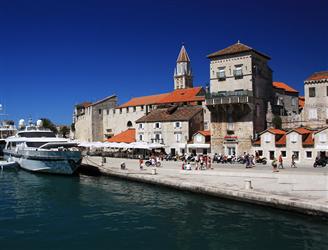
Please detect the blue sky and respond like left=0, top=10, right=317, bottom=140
left=0, top=0, right=327, bottom=124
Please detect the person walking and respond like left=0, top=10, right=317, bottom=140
left=291, top=153, right=297, bottom=168
left=139, top=156, right=144, bottom=170
left=272, top=157, right=279, bottom=172
left=278, top=154, right=284, bottom=169
left=245, top=154, right=251, bottom=168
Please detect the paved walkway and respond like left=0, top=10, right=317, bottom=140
left=82, top=156, right=328, bottom=216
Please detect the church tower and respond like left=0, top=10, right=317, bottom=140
left=174, top=45, right=193, bottom=89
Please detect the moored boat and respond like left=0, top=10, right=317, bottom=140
left=3, top=119, right=82, bottom=175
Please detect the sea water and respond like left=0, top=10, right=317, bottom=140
left=0, top=170, right=327, bottom=250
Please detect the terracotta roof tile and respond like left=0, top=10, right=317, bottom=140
left=158, top=87, right=205, bottom=104
left=267, top=128, right=286, bottom=135
left=107, top=128, right=136, bottom=143
left=276, top=134, right=286, bottom=146
left=303, top=132, right=314, bottom=146
left=305, top=71, right=328, bottom=81
left=207, top=42, right=270, bottom=59
left=136, top=106, right=203, bottom=123
left=197, top=130, right=211, bottom=137
left=299, top=96, right=305, bottom=108
left=293, top=127, right=312, bottom=135
left=273, top=82, right=298, bottom=93
left=118, top=93, right=170, bottom=108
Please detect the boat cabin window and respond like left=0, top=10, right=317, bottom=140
left=6, top=142, right=17, bottom=149
left=18, top=132, right=56, bottom=138
left=26, top=142, right=47, bottom=148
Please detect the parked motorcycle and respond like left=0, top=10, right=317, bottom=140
left=313, top=157, right=327, bottom=168
left=255, top=156, right=267, bottom=165
left=145, top=160, right=161, bottom=167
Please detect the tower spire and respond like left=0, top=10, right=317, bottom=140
left=174, top=45, right=193, bottom=90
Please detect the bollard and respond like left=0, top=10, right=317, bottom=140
left=244, top=179, right=253, bottom=190
left=152, top=168, right=157, bottom=175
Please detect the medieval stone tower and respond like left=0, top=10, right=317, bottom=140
left=174, top=45, right=193, bottom=89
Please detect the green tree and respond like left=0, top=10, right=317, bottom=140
left=59, top=126, right=70, bottom=138
left=41, top=118, right=58, bottom=134
left=272, top=115, right=282, bottom=129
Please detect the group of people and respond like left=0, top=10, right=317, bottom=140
left=271, top=153, right=297, bottom=172
left=182, top=154, right=212, bottom=171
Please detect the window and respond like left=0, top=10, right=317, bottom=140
left=291, top=98, right=296, bottom=106
left=174, top=122, right=181, bottom=128
left=98, top=109, right=102, bottom=115
left=138, top=123, right=144, bottom=129
left=306, top=151, right=312, bottom=158
left=175, top=133, right=182, bottom=142
left=204, top=122, right=209, bottom=130
left=269, top=151, right=275, bottom=160
left=119, top=108, right=122, bottom=114
left=154, top=122, right=161, bottom=129
left=139, top=134, right=143, bottom=141
left=319, top=133, right=327, bottom=143
left=127, top=121, right=132, bottom=127
left=133, top=106, right=136, bottom=112
left=233, top=65, right=243, bottom=78
left=264, top=134, right=272, bottom=142
left=141, top=105, right=144, bottom=111
left=258, top=150, right=263, bottom=156
left=308, top=108, right=317, bottom=120
left=126, top=107, right=129, bottom=113
left=217, top=67, right=226, bottom=80
left=293, top=151, right=299, bottom=160
left=155, top=133, right=161, bottom=140
left=113, top=109, right=116, bottom=114
left=290, top=134, right=298, bottom=143
left=309, top=87, right=316, bottom=97
left=281, top=151, right=286, bottom=157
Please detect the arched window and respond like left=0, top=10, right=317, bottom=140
left=127, top=121, right=132, bottom=127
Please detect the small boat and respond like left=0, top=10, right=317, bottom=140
left=3, top=119, right=82, bottom=175
left=0, top=160, right=18, bottom=170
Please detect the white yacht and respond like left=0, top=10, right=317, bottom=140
left=3, top=119, right=82, bottom=175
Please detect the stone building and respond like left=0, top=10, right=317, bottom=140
left=252, top=127, right=317, bottom=165
left=272, top=81, right=299, bottom=116
left=303, top=71, right=328, bottom=128
left=187, top=130, right=211, bottom=155
left=73, top=95, right=117, bottom=142
left=103, top=45, right=210, bottom=137
left=135, top=106, right=203, bottom=155
left=206, top=41, right=273, bottom=156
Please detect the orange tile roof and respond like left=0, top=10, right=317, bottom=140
left=207, top=42, right=270, bottom=59
left=197, top=130, right=211, bottom=137
left=293, top=127, right=312, bottom=135
left=298, top=96, right=305, bottom=108
left=305, top=71, right=328, bottom=81
left=107, top=128, right=136, bottom=143
left=273, top=82, right=298, bottom=93
left=303, top=132, right=314, bottom=146
left=267, top=128, right=286, bottom=135
left=276, top=134, right=286, bottom=146
left=118, top=93, right=170, bottom=108
left=158, top=87, right=204, bottom=104
left=253, top=139, right=261, bottom=146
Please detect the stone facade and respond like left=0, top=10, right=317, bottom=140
left=206, top=42, right=273, bottom=156
left=73, top=95, right=117, bottom=142
left=135, top=107, right=203, bottom=155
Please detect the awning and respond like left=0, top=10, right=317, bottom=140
left=187, top=143, right=210, bottom=149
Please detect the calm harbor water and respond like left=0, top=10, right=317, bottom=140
left=0, top=170, right=327, bottom=250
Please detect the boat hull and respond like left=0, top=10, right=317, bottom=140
left=3, top=149, right=82, bottom=175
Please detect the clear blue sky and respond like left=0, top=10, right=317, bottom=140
left=0, top=0, right=327, bottom=125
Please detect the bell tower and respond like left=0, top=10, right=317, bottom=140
left=174, top=45, right=193, bottom=89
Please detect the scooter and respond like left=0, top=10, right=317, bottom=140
left=313, top=157, right=327, bottom=168
left=145, top=160, right=161, bottom=167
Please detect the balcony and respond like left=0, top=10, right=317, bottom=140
left=205, top=90, right=253, bottom=106
left=151, top=138, right=164, bottom=144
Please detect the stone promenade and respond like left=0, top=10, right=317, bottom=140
left=82, top=156, right=328, bottom=217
